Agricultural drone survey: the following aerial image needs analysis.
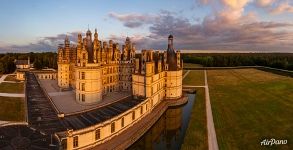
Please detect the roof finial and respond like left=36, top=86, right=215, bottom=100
left=88, top=24, right=89, bottom=30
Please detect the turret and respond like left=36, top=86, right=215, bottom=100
left=94, top=28, right=98, bottom=40
left=166, top=35, right=177, bottom=71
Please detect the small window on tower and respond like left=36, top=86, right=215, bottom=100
left=81, top=72, right=85, bottom=79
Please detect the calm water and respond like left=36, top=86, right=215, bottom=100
left=128, top=94, right=196, bottom=150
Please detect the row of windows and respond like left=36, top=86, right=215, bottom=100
left=103, top=75, right=118, bottom=84
left=103, top=67, right=119, bottom=75
left=72, top=104, right=149, bottom=148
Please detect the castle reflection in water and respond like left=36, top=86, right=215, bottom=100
left=128, top=93, right=196, bottom=150
left=128, top=106, right=183, bottom=150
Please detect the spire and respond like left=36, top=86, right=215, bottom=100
left=167, top=34, right=173, bottom=51
left=94, top=28, right=98, bottom=39
left=65, top=35, right=69, bottom=45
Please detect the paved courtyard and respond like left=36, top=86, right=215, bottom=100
left=39, top=79, right=132, bottom=115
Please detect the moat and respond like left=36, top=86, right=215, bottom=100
left=128, top=94, right=195, bottom=150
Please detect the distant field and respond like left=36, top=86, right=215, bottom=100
left=183, top=63, right=203, bottom=68
left=183, top=70, right=205, bottom=86
left=208, top=69, right=293, bottom=149
left=0, top=82, right=24, bottom=93
left=0, top=96, right=25, bottom=121
left=182, top=88, right=207, bottom=150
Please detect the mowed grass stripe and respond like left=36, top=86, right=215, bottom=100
left=208, top=69, right=293, bottom=150
left=183, top=70, right=205, bottom=86
left=181, top=88, right=208, bottom=150
left=0, top=82, right=24, bottom=93
left=0, top=96, right=25, bottom=121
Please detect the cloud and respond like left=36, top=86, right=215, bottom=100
left=107, top=8, right=293, bottom=52
left=254, top=0, right=293, bottom=14
left=1, top=3, right=293, bottom=53
left=270, top=1, right=293, bottom=14
left=255, top=0, right=275, bottom=7
left=0, top=32, right=83, bottom=53
left=108, top=12, right=157, bottom=28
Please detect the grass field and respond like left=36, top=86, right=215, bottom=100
left=0, top=96, right=25, bottom=121
left=182, top=88, right=208, bottom=150
left=4, top=75, right=20, bottom=82
left=183, top=70, right=205, bottom=86
left=207, top=69, right=293, bottom=149
left=183, top=63, right=203, bottom=68
left=0, top=82, right=24, bottom=93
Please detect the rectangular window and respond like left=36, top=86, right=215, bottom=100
left=95, top=129, right=100, bottom=140
left=82, top=94, right=85, bottom=102
left=140, top=106, right=143, bottom=115
left=81, top=72, right=85, bottom=79
left=81, top=83, right=85, bottom=91
left=132, top=111, right=135, bottom=120
left=111, top=122, right=115, bottom=133
left=73, top=136, right=78, bottom=148
left=121, top=117, right=124, bottom=127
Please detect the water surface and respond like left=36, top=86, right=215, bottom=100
left=128, top=94, right=196, bottom=150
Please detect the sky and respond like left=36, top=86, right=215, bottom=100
left=0, top=0, right=293, bottom=53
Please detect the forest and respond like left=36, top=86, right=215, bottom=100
left=0, top=52, right=57, bottom=74
left=182, top=53, right=293, bottom=70
left=1, top=52, right=293, bottom=74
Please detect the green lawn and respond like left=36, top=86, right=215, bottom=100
left=0, top=82, right=24, bottom=93
left=208, top=69, right=293, bottom=150
left=183, top=70, right=205, bottom=86
left=183, top=63, right=203, bottom=68
left=182, top=88, right=208, bottom=150
left=0, top=96, right=25, bottom=121
left=4, top=75, right=20, bottom=82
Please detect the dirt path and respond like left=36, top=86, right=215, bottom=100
left=183, top=70, right=191, bottom=80
left=0, top=93, right=24, bottom=97
left=0, top=75, right=8, bottom=83
left=204, top=70, right=219, bottom=150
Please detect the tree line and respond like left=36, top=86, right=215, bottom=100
left=182, top=53, right=293, bottom=70
left=1, top=52, right=292, bottom=74
left=0, top=52, right=57, bottom=74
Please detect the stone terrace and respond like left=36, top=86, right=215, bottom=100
left=40, top=79, right=132, bottom=115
